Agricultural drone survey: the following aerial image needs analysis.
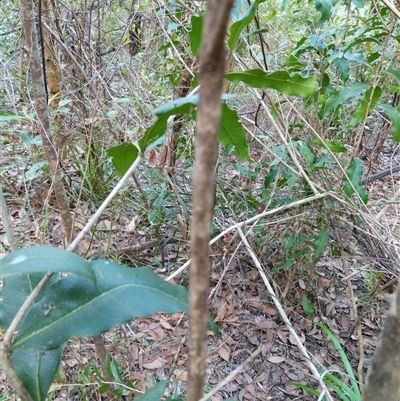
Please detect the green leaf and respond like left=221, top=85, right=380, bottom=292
left=138, top=114, right=169, bottom=151
left=0, top=272, right=59, bottom=330
left=310, top=139, right=347, bottom=153
left=313, top=228, right=329, bottom=259
left=10, top=346, right=64, bottom=401
left=264, top=167, right=279, bottom=190
left=314, top=0, right=332, bottom=25
left=348, top=86, right=382, bottom=128
left=386, top=69, right=400, bottom=84
left=0, top=246, right=95, bottom=281
left=189, top=14, right=203, bottom=56
left=219, top=104, right=249, bottom=161
left=228, top=1, right=257, bottom=51
left=152, top=95, right=198, bottom=117
left=0, top=114, right=28, bottom=121
left=377, top=103, right=400, bottom=141
left=351, top=0, right=364, bottom=7
left=11, top=260, right=218, bottom=350
left=300, top=294, right=314, bottom=316
left=343, top=157, right=368, bottom=204
left=319, top=83, right=369, bottom=118
left=226, top=70, right=319, bottom=97
left=135, top=380, right=168, bottom=401
left=107, top=143, right=140, bottom=176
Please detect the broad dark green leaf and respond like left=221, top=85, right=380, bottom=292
left=152, top=95, right=198, bottom=117
left=314, top=0, right=332, bottom=25
left=343, top=157, right=368, bottom=204
left=377, top=103, right=400, bottom=142
left=348, top=86, right=381, bottom=128
left=264, top=166, right=279, bottom=190
left=319, top=83, right=369, bottom=118
left=226, top=70, right=319, bottom=97
left=10, top=346, right=63, bottom=401
left=228, top=0, right=267, bottom=50
left=107, top=143, right=139, bottom=176
left=313, top=228, right=329, bottom=259
left=219, top=104, right=249, bottom=161
left=300, top=294, right=314, bottom=316
left=0, top=272, right=59, bottom=330
left=135, top=380, right=168, bottom=401
left=138, top=114, right=169, bottom=152
left=11, top=260, right=218, bottom=350
left=1, top=246, right=94, bottom=281
left=189, top=14, right=203, bottom=56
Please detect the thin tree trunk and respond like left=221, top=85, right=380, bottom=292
left=187, top=2, right=233, bottom=401
left=20, top=0, right=74, bottom=244
left=362, top=282, right=400, bottom=401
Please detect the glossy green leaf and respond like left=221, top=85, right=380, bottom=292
left=313, top=228, right=329, bottom=259
left=219, top=104, right=249, bottom=161
left=107, top=143, right=139, bottom=176
left=377, top=103, right=400, bottom=142
left=189, top=14, right=203, bottom=56
left=135, top=380, right=168, bottom=401
left=0, top=272, right=59, bottom=330
left=386, top=69, right=400, bottom=83
left=138, top=114, right=169, bottom=151
left=319, top=83, right=369, bottom=118
left=351, top=0, right=364, bottom=7
left=152, top=95, right=198, bottom=117
left=343, top=157, right=368, bottom=204
left=10, top=346, right=63, bottom=401
left=348, top=86, right=381, bottom=128
left=228, top=0, right=266, bottom=51
left=1, top=246, right=95, bottom=281
left=301, top=294, right=314, bottom=316
left=314, top=0, right=332, bottom=25
left=11, top=260, right=218, bottom=350
left=226, top=70, right=319, bottom=97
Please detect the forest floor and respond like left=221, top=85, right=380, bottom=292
left=1, top=135, right=399, bottom=401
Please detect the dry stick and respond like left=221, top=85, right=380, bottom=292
left=187, top=2, right=233, bottom=401
left=67, top=155, right=142, bottom=252
left=236, top=227, right=334, bottom=401
left=166, top=192, right=330, bottom=282
left=380, top=0, right=400, bottom=20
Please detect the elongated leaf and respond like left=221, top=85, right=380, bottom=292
left=228, top=1, right=257, bottom=50
left=138, top=114, right=169, bottom=151
left=0, top=114, right=27, bottom=121
left=313, top=228, right=329, bottom=259
left=189, top=14, right=203, bottom=56
left=226, top=70, right=319, bottom=97
left=219, top=104, right=248, bottom=161
left=11, top=260, right=218, bottom=350
left=310, top=139, right=347, bottom=153
left=135, top=380, right=168, bottom=401
left=314, top=0, right=332, bottom=24
left=377, top=103, right=400, bottom=141
left=107, top=143, right=139, bottom=176
left=1, top=246, right=95, bottom=281
left=300, top=294, right=314, bottom=316
left=343, top=157, right=368, bottom=204
left=319, top=83, right=369, bottom=118
left=152, top=95, right=198, bottom=117
left=0, top=272, right=59, bottom=330
left=348, top=86, right=381, bottom=128
left=10, top=346, right=64, bottom=401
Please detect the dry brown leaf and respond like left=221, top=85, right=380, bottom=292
left=142, top=356, right=164, bottom=369
left=159, top=318, right=172, bottom=330
left=266, top=355, right=285, bottom=364
left=218, top=346, right=230, bottom=362
left=174, top=369, right=188, bottom=381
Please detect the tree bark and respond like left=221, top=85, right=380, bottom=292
left=187, top=2, right=233, bottom=401
left=20, top=0, right=74, bottom=244
left=362, top=282, right=400, bottom=401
